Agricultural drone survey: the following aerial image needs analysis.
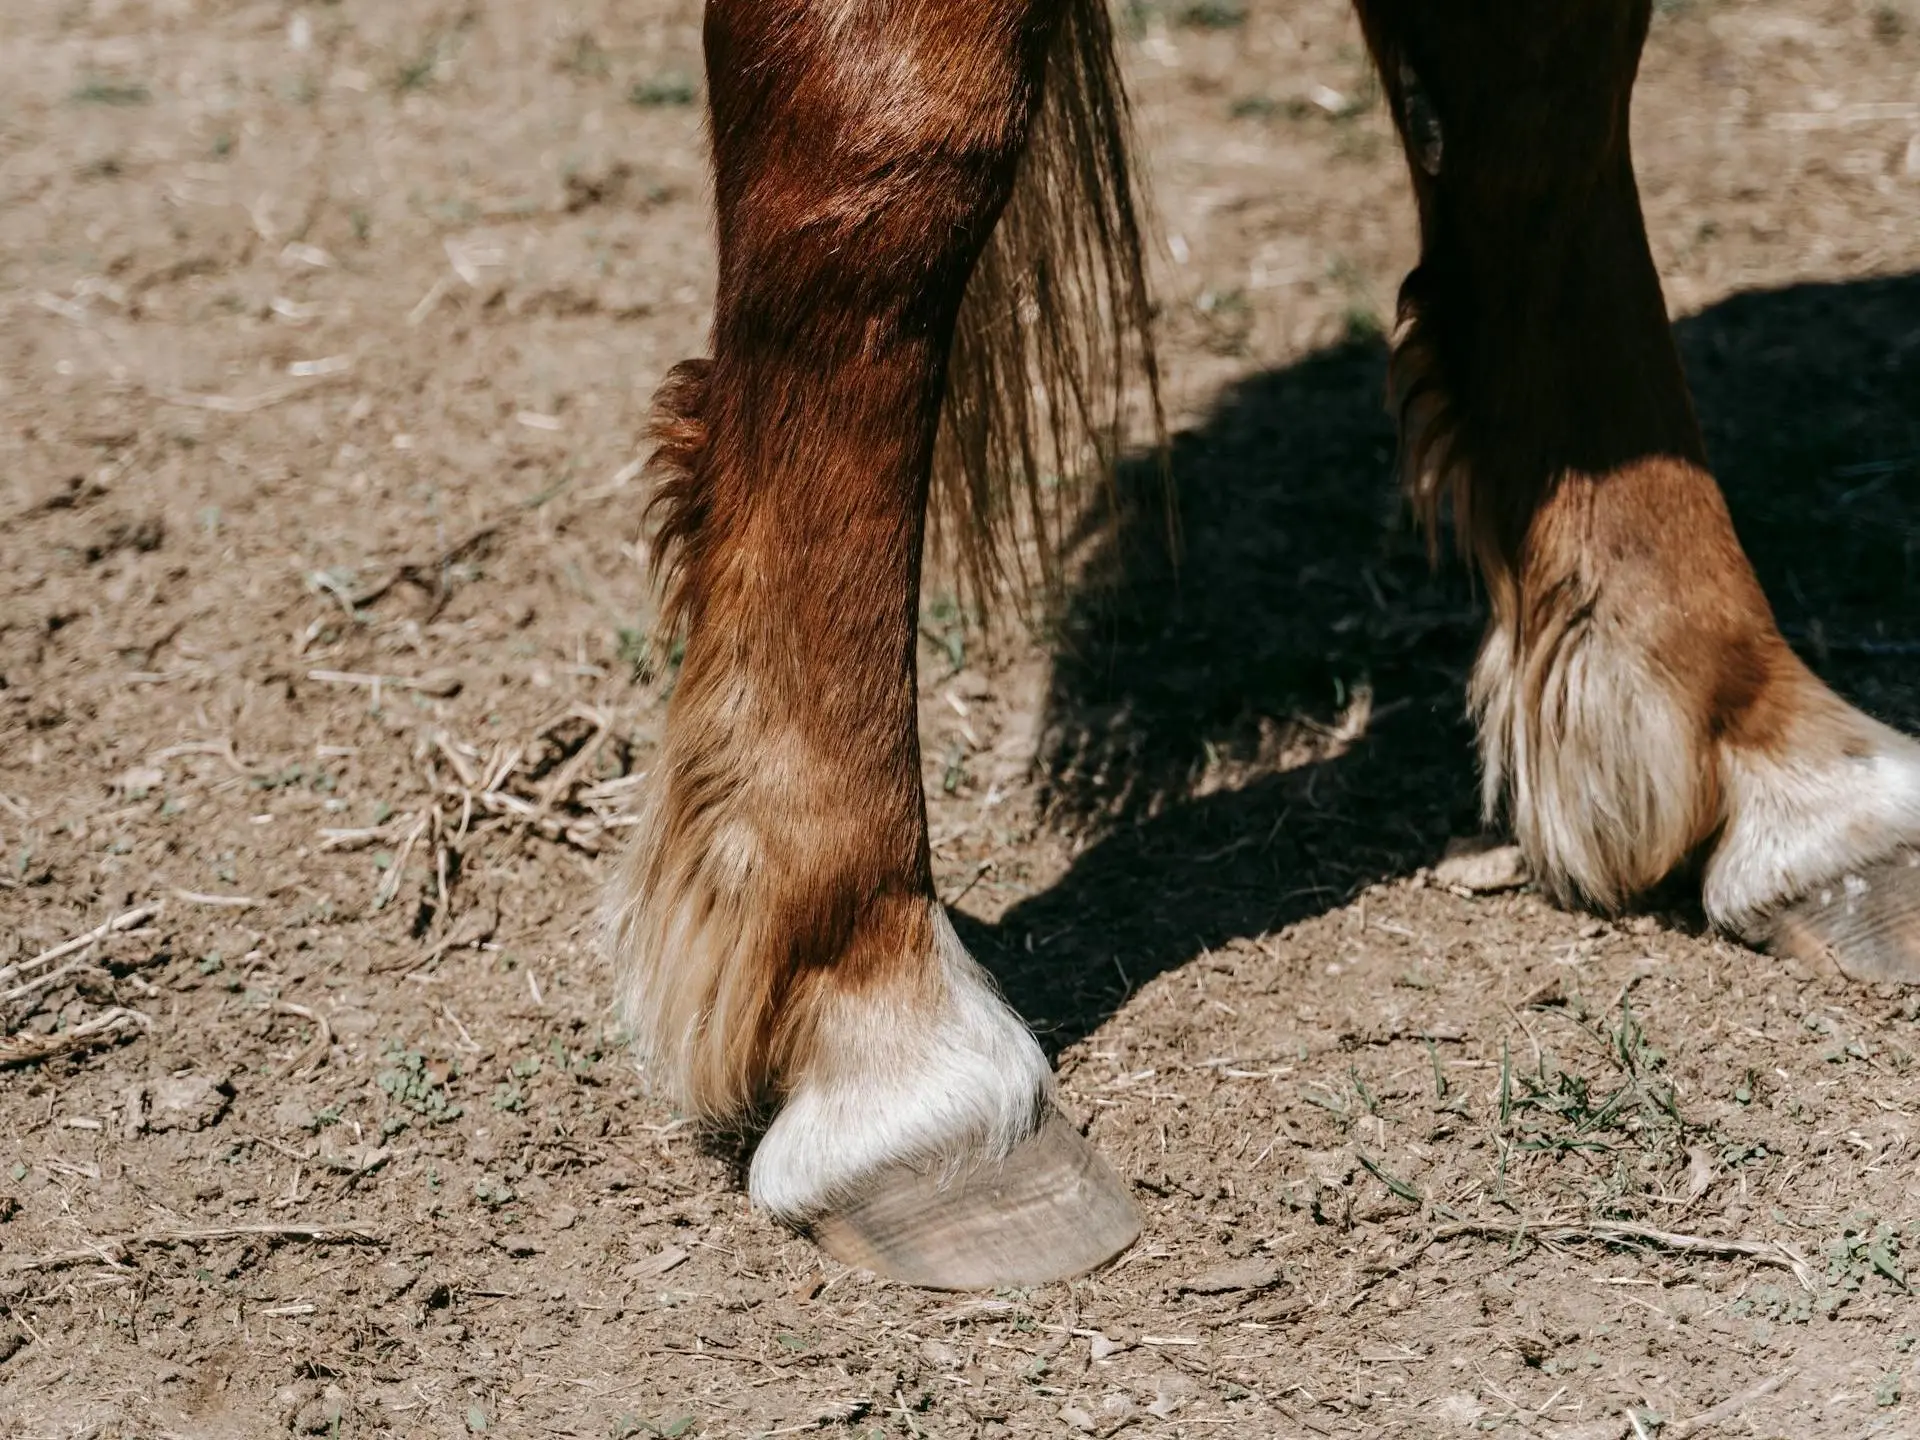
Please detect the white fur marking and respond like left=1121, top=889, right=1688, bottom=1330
left=1472, top=609, right=1705, bottom=910
left=747, top=905, right=1052, bottom=1222
left=1706, top=713, right=1920, bottom=938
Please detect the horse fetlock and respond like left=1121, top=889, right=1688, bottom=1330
left=1473, top=595, right=1715, bottom=914
left=1472, top=457, right=1738, bottom=911
left=1473, top=455, right=1920, bottom=985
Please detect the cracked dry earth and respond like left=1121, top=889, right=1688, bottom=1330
left=3, top=0, right=1920, bottom=1436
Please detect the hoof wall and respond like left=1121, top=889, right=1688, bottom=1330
left=807, top=1108, right=1140, bottom=1291
left=1764, top=849, right=1920, bottom=985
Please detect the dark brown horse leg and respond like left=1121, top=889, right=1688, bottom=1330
left=1358, top=0, right=1920, bottom=981
left=605, top=0, right=1138, bottom=1287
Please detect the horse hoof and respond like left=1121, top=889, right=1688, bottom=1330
left=805, top=1107, right=1140, bottom=1290
left=1763, top=850, right=1920, bottom=985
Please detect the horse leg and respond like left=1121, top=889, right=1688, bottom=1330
left=1358, top=0, right=1920, bottom=981
left=606, top=0, right=1138, bottom=1288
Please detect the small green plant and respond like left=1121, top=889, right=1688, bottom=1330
left=473, top=1177, right=516, bottom=1208
left=394, top=48, right=440, bottom=92
left=921, top=592, right=968, bottom=673
left=1823, top=1213, right=1907, bottom=1313
left=1357, top=1151, right=1421, bottom=1204
left=1731, top=1282, right=1814, bottom=1326
left=1119, top=0, right=1160, bottom=38
left=940, top=742, right=969, bottom=795
left=616, top=627, right=653, bottom=681
left=1341, top=306, right=1385, bottom=345
left=561, top=32, right=611, bottom=77
left=1349, top=1064, right=1383, bottom=1116
left=376, top=1044, right=463, bottom=1127
left=72, top=77, right=151, bottom=106
left=1177, top=0, right=1245, bottom=27
left=1195, top=286, right=1253, bottom=356
left=630, top=74, right=697, bottom=107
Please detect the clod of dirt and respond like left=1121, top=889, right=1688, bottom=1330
left=1433, top=835, right=1529, bottom=893
left=1146, top=1374, right=1195, bottom=1418
left=1505, top=1327, right=1554, bottom=1366
left=409, top=668, right=464, bottom=698
left=1086, top=1330, right=1133, bottom=1360
left=1542, top=1420, right=1629, bottom=1440
left=112, top=765, right=165, bottom=798
left=0, top=1327, right=25, bottom=1365
left=144, top=1073, right=233, bottom=1132
left=1175, top=1258, right=1281, bottom=1294
left=1685, top=1143, right=1718, bottom=1199
left=1433, top=1394, right=1487, bottom=1427
left=920, top=1338, right=963, bottom=1369
left=273, top=1381, right=318, bottom=1425
left=270, top=1094, right=315, bottom=1133
left=292, top=1384, right=348, bottom=1434
left=372, top=1263, right=416, bottom=1300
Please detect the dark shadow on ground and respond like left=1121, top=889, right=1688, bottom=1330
left=956, top=271, right=1920, bottom=1056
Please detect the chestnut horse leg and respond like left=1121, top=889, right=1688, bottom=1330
left=605, top=0, right=1138, bottom=1288
left=1357, top=0, right=1920, bottom=981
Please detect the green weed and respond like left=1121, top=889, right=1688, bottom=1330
left=71, top=78, right=150, bottom=106
left=630, top=74, right=697, bottom=107
left=376, top=1043, right=463, bottom=1128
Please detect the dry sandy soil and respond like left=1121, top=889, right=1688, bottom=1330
left=4, top=0, right=1920, bottom=1436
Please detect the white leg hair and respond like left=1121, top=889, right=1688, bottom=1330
left=747, top=905, right=1053, bottom=1222
left=1471, top=607, right=1712, bottom=913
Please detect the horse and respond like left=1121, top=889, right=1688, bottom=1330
left=604, top=0, right=1920, bottom=1290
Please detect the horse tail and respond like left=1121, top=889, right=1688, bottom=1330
left=931, top=0, right=1167, bottom=611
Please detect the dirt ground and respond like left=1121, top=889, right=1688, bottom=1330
left=3, top=0, right=1920, bottom=1435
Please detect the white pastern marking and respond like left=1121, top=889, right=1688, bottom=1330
left=748, top=905, right=1051, bottom=1221
left=1708, top=713, right=1920, bottom=936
